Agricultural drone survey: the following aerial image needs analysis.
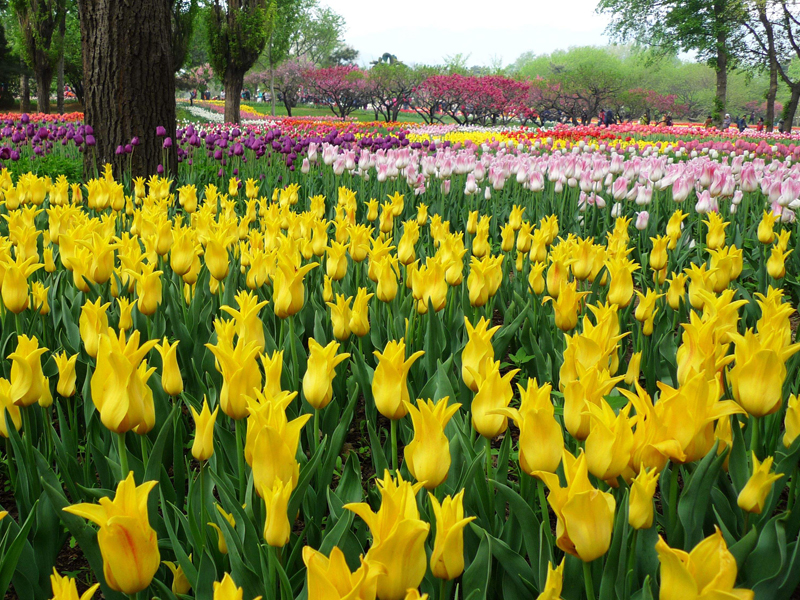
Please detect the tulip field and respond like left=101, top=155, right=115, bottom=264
left=1, top=114, right=800, bottom=600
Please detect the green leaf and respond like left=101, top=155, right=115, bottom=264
left=463, top=527, right=492, bottom=600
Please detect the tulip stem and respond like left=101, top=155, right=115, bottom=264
left=313, top=409, right=320, bottom=453
left=288, top=315, right=298, bottom=391
left=583, top=560, right=596, bottom=600
left=117, top=431, right=129, bottom=479
left=438, top=578, right=447, bottom=600
left=668, top=464, right=679, bottom=540
left=140, top=434, right=149, bottom=467
left=537, top=480, right=552, bottom=544
left=235, top=419, right=246, bottom=503
left=750, top=416, right=760, bottom=460
left=390, top=418, right=399, bottom=473
left=787, top=466, right=798, bottom=510
left=199, top=461, right=207, bottom=552
left=625, top=528, right=639, bottom=598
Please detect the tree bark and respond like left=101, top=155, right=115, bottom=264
left=270, top=67, right=277, bottom=116
left=713, top=0, right=727, bottom=126
left=783, top=86, right=800, bottom=133
left=35, top=69, right=52, bottom=114
left=57, top=9, right=65, bottom=115
left=223, top=71, right=243, bottom=123
left=20, top=72, right=30, bottom=112
left=78, top=0, right=177, bottom=177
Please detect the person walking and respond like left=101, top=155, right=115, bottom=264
left=722, top=113, right=731, bottom=129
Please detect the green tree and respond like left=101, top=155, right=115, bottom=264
left=289, top=3, right=349, bottom=65
left=264, top=0, right=303, bottom=115
left=7, top=0, right=67, bottom=113
left=598, top=0, right=746, bottom=125
left=171, top=0, right=200, bottom=73
left=207, top=0, right=276, bottom=123
left=368, top=61, right=423, bottom=122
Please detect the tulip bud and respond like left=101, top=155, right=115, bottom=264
left=155, top=338, right=183, bottom=396
left=628, top=468, right=659, bottom=529
left=190, top=398, right=218, bottom=461
left=737, top=453, right=783, bottom=514
left=429, top=491, right=475, bottom=580
left=785, top=394, right=800, bottom=448
left=260, top=479, right=292, bottom=547
left=54, top=352, right=78, bottom=398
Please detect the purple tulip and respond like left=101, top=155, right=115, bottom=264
left=157, top=164, right=164, bottom=174
left=115, top=145, right=124, bottom=155
left=131, top=136, right=140, bottom=146
left=86, top=135, right=96, bottom=146
left=156, top=126, right=167, bottom=137
left=163, top=137, right=173, bottom=148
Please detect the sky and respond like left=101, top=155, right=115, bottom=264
left=324, top=0, right=612, bottom=68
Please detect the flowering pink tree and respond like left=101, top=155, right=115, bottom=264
left=303, top=66, right=372, bottom=119
left=177, top=64, right=214, bottom=93
left=274, top=58, right=314, bottom=116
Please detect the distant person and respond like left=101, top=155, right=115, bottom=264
left=664, top=113, right=673, bottom=126
left=190, top=89, right=197, bottom=105
left=757, top=117, right=764, bottom=131
left=639, top=113, right=650, bottom=125
left=599, top=110, right=605, bottom=125
left=750, top=110, right=755, bottom=124
left=722, top=113, right=731, bottom=129
left=704, top=115, right=713, bottom=128
left=604, top=108, right=616, bottom=126
left=737, top=116, right=747, bottom=132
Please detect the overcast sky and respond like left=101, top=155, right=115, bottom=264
left=324, top=0, right=612, bottom=67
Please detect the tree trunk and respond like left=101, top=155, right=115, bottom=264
left=283, top=97, right=292, bottom=117
left=270, top=67, right=276, bottom=117
left=713, top=2, right=727, bottom=126
left=57, top=9, right=65, bottom=115
left=766, top=58, right=778, bottom=132
left=35, top=69, right=53, bottom=114
left=782, top=86, right=800, bottom=133
left=78, top=0, right=177, bottom=177
left=20, top=72, right=30, bottom=112
left=57, top=53, right=65, bottom=114
left=224, top=71, right=243, bottom=124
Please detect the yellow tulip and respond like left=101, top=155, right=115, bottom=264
left=766, top=245, right=792, bottom=279
left=327, top=294, right=353, bottom=341
left=728, top=329, right=800, bottom=417
left=373, top=339, right=424, bottom=420
left=703, top=212, right=728, bottom=250
left=665, top=272, right=687, bottom=310
left=302, top=545, right=381, bottom=600
left=9, top=334, right=51, bottom=408
left=649, top=235, right=669, bottom=271
left=655, top=528, right=753, bottom=600
left=54, top=352, right=77, bottom=398
left=190, top=398, right=218, bottom=461
left=412, top=257, right=447, bottom=314
left=563, top=366, right=623, bottom=441
left=585, top=401, right=634, bottom=482
left=260, top=478, right=293, bottom=547
left=155, top=338, right=183, bottom=396
left=164, top=557, right=192, bottom=595
left=30, top=281, right=49, bottom=315
left=416, top=203, right=428, bottom=226
left=129, top=262, right=163, bottom=316
left=49, top=569, right=100, bottom=600
left=213, top=573, right=260, bottom=600
left=634, top=289, right=661, bottom=336
left=785, top=394, right=800, bottom=448
left=261, top=350, right=284, bottom=398
left=79, top=298, right=111, bottom=358
left=1, top=254, right=42, bottom=313
left=374, top=255, right=399, bottom=302
left=757, top=210, right=777, bottom=244
left=628, top=467, right=659, bottom=529
left=606, top=256, right=639, bottom=307
left=493, top=378, right=563, bottom=474
left=326, top=241, right=348, bottom=281
left=656, top=373, right=745, bottom=463
left=509, top=204, right=526, bottom=230
left=528, top=262, right=547, bottom=295
left=63, top=472, right=159, bottom=594
left=303, top=338, right=350, bottom=410
left=429, top=490, right=475, bottom=580
left=248, top=390, right=310, bottom=492
left=625, top=351, right=642, bottom=386
left=0, top=378, right=22, bottom=438
left=345, top=471, right=430, bottom=600
left=349, top=288, right=374, bottom=338
left=205, top=337, right=262, bottom=420
left=468, top=359, right=519, bottom=439
left=461, top=316, right=500, bottom=392
left=220, top=290, right=268, bottom=353
left=404, top=397, right=460, bottom=489
left=737, top=453, right=783, bottom=514
left=208, top=505, right=236, bottom=554
left=91, top=329, right=158, bottom=434
left=536, top=560, right=565, bottom=600
left=534, top=450, right=615, bottom=562
left=544, top=280, right=589, bottom=331
left=273, top=254, right=317, bottom=318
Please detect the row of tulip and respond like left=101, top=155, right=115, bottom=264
left=0, top=121, right=799, bottom=600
